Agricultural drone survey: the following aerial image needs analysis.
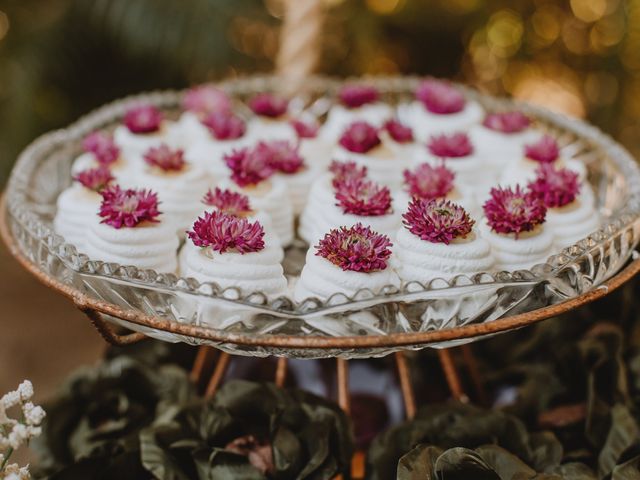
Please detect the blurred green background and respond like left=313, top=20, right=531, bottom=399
left=0, top=0, right=638, bottom=184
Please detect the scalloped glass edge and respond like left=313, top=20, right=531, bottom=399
left=6, top=75, right=640, bottom=319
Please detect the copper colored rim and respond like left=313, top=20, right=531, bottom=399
left=2, top=193, right=639, bottom=350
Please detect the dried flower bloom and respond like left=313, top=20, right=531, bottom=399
left=182, top=85, right=232, bottom=115
left=428, top=132, right=474, bottom=158
left=528, top=164, right=580, bottom=208
left=73, top=167, right=114, bottom=192
left=483, top=111, right=531, bottom=134
left=223, top=146, right=274, bottom=188
left=384, top=119, right=414, bottom=143
left=339, top=121, right=381, bottom=154
left=338, top=84, right=380, bottom=108
left=335, top=178, right=392, bottom=216
left=187, top=210, right=265, bottom=254
left=225, top=435, right=274, bottom=476
left=316, top=223, right=392, bottom=272
left=99, top=185, right=161, bottom=228
left=290, top=118, right=319, bottom=138
left=258, top=140, right=304, bottom=174
left=248, top=93, right=288, bottom=118
left=415, top=79, right=465, bottom=114
left=123, top=104, right=164, bottom=134
left=403, top=163, right=455, bottom=200
left=403, top=198, right=474, bottom=244
left=483, top=185, right=546, bottom=236
left=143, top=144, right=186, bottom=172
left=524, top=135, right=560, bottom=163
left=202, top=111, right=246, bottom=140
left=202, top=188, right=253, bottom=217
left=329, top=160, right=368, bottom=189
left=82, top=131, right=120, bottom=165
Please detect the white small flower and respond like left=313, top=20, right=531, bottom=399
left=1, top=391, right=20, bottom=410
left=8, top=424, right=29, bottom=450
left=16, top=381, right=33, bottom=402
left=21, top=403, right=45, bottom=427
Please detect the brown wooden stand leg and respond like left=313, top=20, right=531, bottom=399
left=275, top=357, right=288, bottom=387
left=460, top=344, right=487, bottom=405
left=394, top=352, right=416, bottom=419
left=336, top=358, right=350, bottom=414
left=438, top=349, right=468, bottom=403
left=190, top=346, right=217, bottom=385
left=204, top=352, right=231, bottom=398
left=83, top=308, right=146, bottom=345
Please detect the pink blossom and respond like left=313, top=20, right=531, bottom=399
left=403, top=163, right=455, bottom=200
left=202, top=111, right=246, bottom=140
left=99, top=185, right=161, bottom=228
left=483, top=112, right=531, bottom=134
left=73, top=166, right=114, bottom=192
left=483, top=185, right=546, bottom=236
left=315, top=223, right=392, bottom=272
left=415, top=79, right=465, bottom=114
left=290, top=118, right=319, bottom=139
left=403, top=198, right=474, bottom=244
left=329, top=160, right=368, bottom=189
left=428, top=132, right=473, bottom=158
left=338, top=84, right=379, bottom=108
left=339, top=121, right=381, bottom=154
left=143, top=144, right=186, bottom=172
left=123, top=104, right=164, bottom=134
left=224, top=146, right=274, bottom=188
left=335, top=178, right=392, bottom=216
left=524, top=135, right=560, bottom=163
left=187, top=210, right=265, bottom=254
left=528, top=164, right=580, bottom=208
left=384, top=119, right=414, bottom=143
left=202, top=188, right=253, bottom=217
left=82, top=131, right=120, bottom=165
left=182, top=85, right=232, bottom=116
left=248, top=93, right=288, bottom=118
left=257, top=140, right=304, bottom=174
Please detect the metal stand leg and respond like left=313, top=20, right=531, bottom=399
left=205, top=352, right=231, bottom=398
left=190, top=346, right=217, bottom=384
left=394, top=352, right=416, bottom=419
left=460, top=344, right=487, bottom=405
left=438, top=349, right=468, bottom=403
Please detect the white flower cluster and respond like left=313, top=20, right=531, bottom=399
left=0, top=380, right=45, bottom=480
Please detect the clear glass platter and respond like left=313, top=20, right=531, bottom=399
left=4, top=75, right=640, bottom=359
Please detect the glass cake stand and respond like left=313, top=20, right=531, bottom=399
left=2, top=75, right=640, bottom=364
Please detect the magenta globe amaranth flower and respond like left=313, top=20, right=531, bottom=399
left=224, top=146, right=274, bottom=188
left=123, top=104, right=164, bottom=134
left=73, top=166, right=114, bottom=192
left=428, top=132, right=474, bottom=158
left=403, top=163, right=455, bottom=200
left=202, top=188, right=253, bottom=217
left=248, top=93, right=288, bottom=118
left=290, top=118, right=319, bottom=139
left=338, top=84, right=380, bottom=108
left=483, top=185, right=546, bottom=237
left=315, top=223, right=392, bottom=272
left=188, top=210, right=265, bottom=254
left=528, top=164, right=580, bottom=208
left=182, top=85, right=232, bottom=116
left=143, top=144, right=186, bottom=172
left=329, top=160, right=368, bottom=189
left=384, top=119, right=414, bottom=143
left=202, top=111, right=246, bottom=140
left=403, top=198, right=474, bottom=244
left=82, top=131, right=120, bottom=165
left=415, top=79, right=465, bottom=114
left=524, top=135, right=560, bottom=163
left=339, top=121, right=381, bottom=154
left=99, top=185, right=161, bottom=228
left=335, top=178, right=392, bottom=216
left=258, top=140, right=305, bottom=174
left=483, top=112, right=530, bottom=134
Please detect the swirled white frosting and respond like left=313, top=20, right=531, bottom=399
left=246, top=117, right=297, bottom=143
left=299, top=137, right=334, bottom=169
left=393, top=227, right=494, bottom=282
left=184, top=136, right=250, bottom=179
left=294, top=248, right=400, bottom=302
left=322, top=103, right=394, bottom=142
left=333, top=143, right=409, bottom=190
left=469, top=126, right=542, bottom=168
left=113, top=122, right=182, bottom=157
left=279, top=167, right=319, bottom=215
left=546, top=188, right=600, bottom=248
left=53, top=185, right=102, bottom=249
left=397, top=100, right=485, bottom=141
left=479, top=222, right=555, bottom=271
left=70, top=153, right=141, bottom=187
left=179, top=242, right=288, bottom=298
left=298, top=175, right=336, bottom=244
left=84, top=219, right=179, bottom=273
left=173, top=111, right=211, bottom=146
left=500, top=156, right=588, bottom=188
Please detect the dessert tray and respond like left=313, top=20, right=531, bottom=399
left=3, top=75, right=640, bottom=359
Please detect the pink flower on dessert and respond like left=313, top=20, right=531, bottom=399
left=403, top=198, right=474, bottom=244
left=187, top=210, right=264, bottom=254
left=123, top=104, right=164, bottom=134
left=73, top=166, right=114, bottom=192
left=202, top=111, right=246, bottom=140
left=524, top=135, right=560, bottom=163
left=415, top=79, right=465, bottom=114
left=248, top=93, right=288, bottom=118
left=528, top=164, right=580, bottom=208
left=339, top=121, right=381, bottom=154
left=338, top=84, right=379, bottom=108
left=384, top=119, right=414, bottom=143
left=99, top=185, right=161, bottom=228
left=403, top=163, right=455, bottom=200
left=335, top=178, right=392, bottom=216
left=143, top=144, right=186, bottom=172
left=224, top=146, right=274, bottom=187
left=315, top=223, right=392, bottom=272
left=202, top=187, right=253, bottom=217
left=483, top=112, right=530, bottom=134
left=182, top=85, right=232, bottom=115
left=258, top=140, right=304, bottom=174
left=483, top=185, right=546, bottom=236
left=329, top=160, right=368, bottom=188
left=428, top=132, right=473, bottom=158
left=290, top=118, right=319, bottom=139
left=82, top=131, right=120, bottom=165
